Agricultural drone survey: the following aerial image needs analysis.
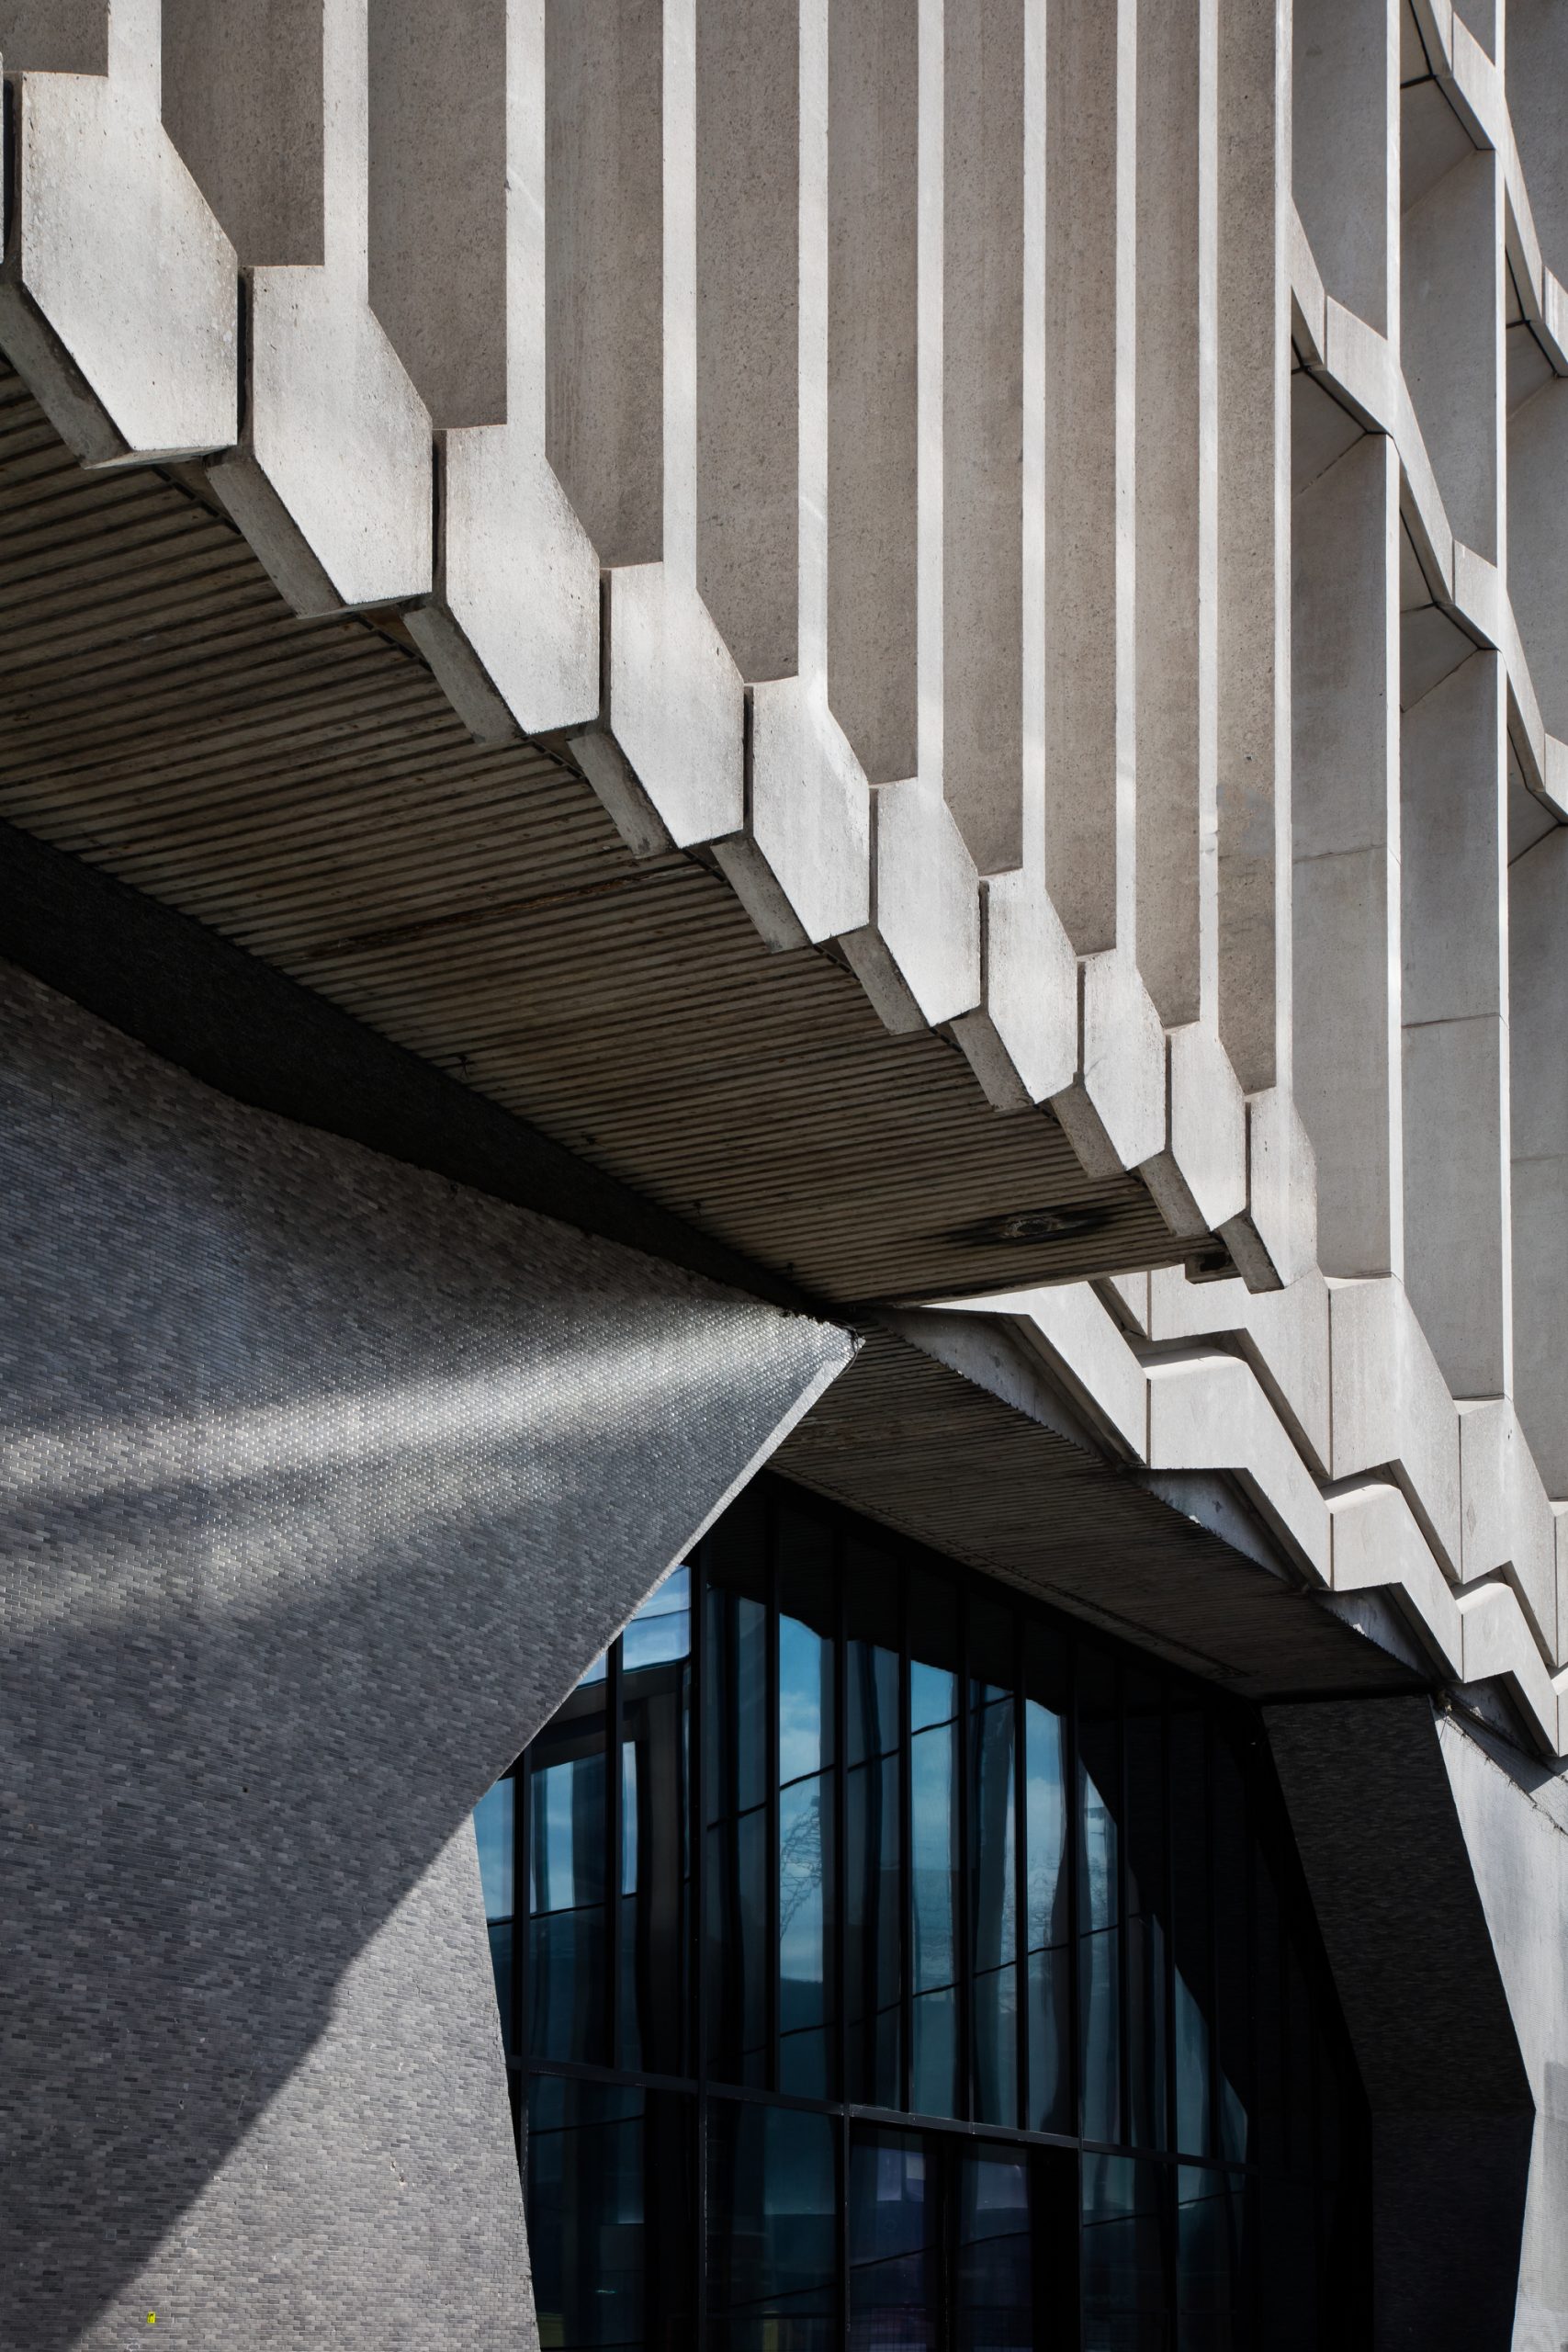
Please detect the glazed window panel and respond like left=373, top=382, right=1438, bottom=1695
left=480, top=1473, right=1369, bottom=2348
left=707, top=2101, right=839, bottom=2352
left=527, top=1687, right=608, bottom=2066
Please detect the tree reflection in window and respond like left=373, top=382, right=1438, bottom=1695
left=478, top=1474, right=1369, bottom=2349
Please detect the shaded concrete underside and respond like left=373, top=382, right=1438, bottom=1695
left=0, top=358, right=1188, bottom=1311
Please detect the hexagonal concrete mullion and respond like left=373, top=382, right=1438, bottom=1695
left=369, top=0, right=601, bottom=741
left=709, top=0, right=871, bottom=953
left=0, top=0, right=239, bottom=469
left=947, top=0, right=1077, bottom=1112
left=824, top=0, right=980, bottom=1035
left=564, top=0, right=743, bottom=860
left=1215, top=0, right=1291, bottom=1107
left=206, top=0, right=433, bottom=617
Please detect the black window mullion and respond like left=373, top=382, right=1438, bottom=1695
left=1014, top=1670, right=1028, bottom=2136
left=1207, top=1715, right=1223, bottom=2167
left=694, top=1549, right=709, bottom=2091
left=1161, top=1690, right=1175, bottom=2164
left=517, top=1754, right=531, bottom=2075
left=606, top=1634, right=622, bottom=2067
left=838, top=2108, right=851, bottom=2352
left=899, top=1560, right=913, bottom=2117
left=833, top=1528, right=848, bottom=2109
left=1066, top=1634, right=1082, bottom=2148
left=766, top=1500, right=781, bottom=2092
left=956, top=1585, right=972, bottom=2125
left=693, top=1545, right=709, bottom=2343
left=1115, top=1661, right=1130, bottom=2151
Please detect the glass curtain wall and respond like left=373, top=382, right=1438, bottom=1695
left=473, top=1476, right=1369, bottom=2350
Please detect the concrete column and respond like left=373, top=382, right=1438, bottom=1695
left=1043, top=0, right=1135, bottom=958
left=692, top=0, right=797, bottom=689
left=545, top=0, right=663, bottom=567
left=1134, top=0, right=1215, bottom=1030
left=1268, top=1698, right=1534, bottom=2352
left=367, top=0, right=505, bottom=430
left=1511, top=824, right=1568, bottom=1496
left=1506, top=0, right=1568, bottom=276
left=942, top=0, right=1024, bottom=879
left=0, top=1, right=108, bottom=71
left=1439, top=1709, right=1568, bottom=2349
left=1215, top=0, right=1292, bottom=1100
left=701, top=0, right=873, bottom=955
left=0, top=0, right=238, bottom=467
left=163, top=0, right=325, bottom=265
left=371, top=0, right=600, bottom=740
left=1507, top=377, right=1568, bottom=742
left=1402, top=652, right=1511, bottom=1399
left=1292, top=430, right=1402, bottom=1278
left=1292, top=0, right=1399, bottom=336
left=826, top=0, right=981, bottom=1037
left=826, top=0, right=919, bottom=789
left=554, top=0, right=749, bottom=858
left=0, top=960, right=853, bottom=2347
left=205, top=0, right=434, bottom=614
left=1402, top=150, right=1502, bottom=566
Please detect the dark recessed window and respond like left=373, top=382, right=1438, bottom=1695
left=474, top=1474, right=1370, bottom=2349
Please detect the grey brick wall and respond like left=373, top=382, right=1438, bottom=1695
left=0, top=961, right=852, bottom=2351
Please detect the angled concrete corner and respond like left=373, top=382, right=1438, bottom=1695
left=1141, top=1020, right=1248, bottom=1244
left=206, top=0, right=433, bottom=614
left=1145, top=1343, right=1331, bottom=1580
left=840, top=776, right=982, bottom=1034
left=1327, top=1476, right=1465, bottom=1678
left=395, top=0, right=601, bottom=741
left=715, top=677, right=872, bottom=950
left=950, top=865, right=1078, bottom=1114
left=410, top=431, right=600, bottom=741
left=0, top=39, right=237, bottom=465
left=1051, top=950, right=1167, bottom=1184
left=573, top=562, right=745, bottom=856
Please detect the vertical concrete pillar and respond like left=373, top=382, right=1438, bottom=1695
left=378, top=0, right=600, bottom=739
left=1216, top=0, right=1292, bottom=1101
left=367, top=0, right=506, bottom=430
left=828, top=0, right=981, bottom=1036
left=826, top=0, right=919, bottom=790
left=702, top=0, right=873, bottom=955
left=557, top=0, right=747, bottom=859
left=1043, top=0, right=1135, bottom=960
left=1511, top=825, right=1568, bottom=1495
left=1507, top=378, right=1568, bottom=742
left=1292, top=431, right=1403, bottom=1278
left=0, top=1, right=108, bottom=71
left=205, top=0, right=434, bottom=614
left=1268, top=1698, right=1533, bottom=2352
left=692, top=0, right=797, bottom=690
left=942, top=0, right=1023, bottom=879
left=1291, top=0, right=1399, bottom=336
left=163, top=0, right=325, bottom=265
left=1402, top=150, right=1502, bottom=566
left=1134, top=0, right=1215, bottom=1032
left=945, top=0, right=1078, bottom=1114
left=1402, top=653, right=1511, bottom=1399
left=1506, top=0, right=1568, bottom=270
left=0, top=0, right=238, bottom=467
left=545, top=0, right=663, bottom=568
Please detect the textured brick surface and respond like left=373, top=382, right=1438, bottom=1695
left=0, top=961, right=852, bottom=2351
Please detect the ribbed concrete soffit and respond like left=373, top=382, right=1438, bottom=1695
left=0, top=0, right=1565, bottom=1752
